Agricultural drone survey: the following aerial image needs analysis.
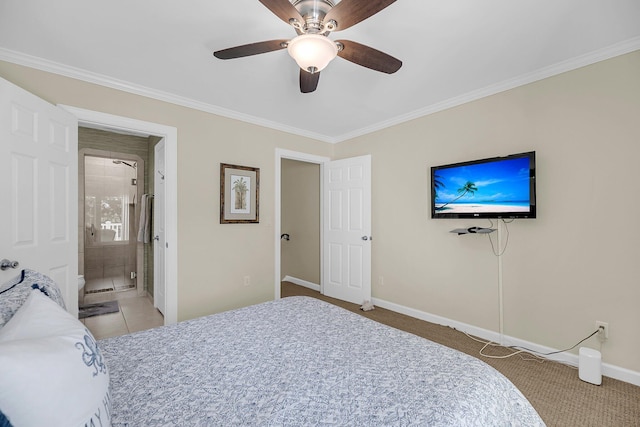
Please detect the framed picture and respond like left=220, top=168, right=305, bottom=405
left=220, top=163, right=259, bottom=223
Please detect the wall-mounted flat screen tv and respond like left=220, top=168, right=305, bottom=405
left=431, top=151, right=536, bottom=219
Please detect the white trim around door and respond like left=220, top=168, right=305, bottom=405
left=59, top=105, right=178, bottom=325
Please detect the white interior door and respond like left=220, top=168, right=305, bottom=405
left=0, top=77, right=78, bottom=315
left=153, top=139, right=166, bottom=314
left=322, top=155, right=371, bottom=305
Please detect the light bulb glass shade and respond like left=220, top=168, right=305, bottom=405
left=287, top=34, right=338, bottom=73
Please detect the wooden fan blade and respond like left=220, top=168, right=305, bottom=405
left=324, top=0, right=397, bottom=31
left=336, top=40, right=402, bottom=74
left=258, top=0, right=304, bottom=27
left=214, top=40, right=288, bottom=59
left=300, top=69, right=320, bottom=93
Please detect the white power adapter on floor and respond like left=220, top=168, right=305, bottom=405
left=578, top=347, right=602, bottom=385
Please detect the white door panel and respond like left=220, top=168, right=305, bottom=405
left=0, top=77, right=78, bottom=315
left=328, top=243, right=340, bottom=283
left=323, top=155, right=371, bottom=305
left=154, top=139, right=166, bottom=315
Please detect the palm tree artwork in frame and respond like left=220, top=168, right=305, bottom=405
left=232, top=177, right=249, bottom=210
left=220, top=163, right=260, bottom=224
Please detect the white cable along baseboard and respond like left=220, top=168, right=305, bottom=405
left=371, top=297, right=640, bottom=387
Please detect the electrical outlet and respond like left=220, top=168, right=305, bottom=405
left=243, top=276, right=250, bottom=287
left=379, top=276, right=384, bottom=286
left=596, top=321, right=608, bottom=341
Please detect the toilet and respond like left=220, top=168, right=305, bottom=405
left=78, top=275, right=86, bottom=305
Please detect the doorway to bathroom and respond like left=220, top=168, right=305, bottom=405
left=78, top=127, right=159, bottom=308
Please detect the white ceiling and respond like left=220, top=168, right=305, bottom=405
left=1, top=0, right=639, bottom=143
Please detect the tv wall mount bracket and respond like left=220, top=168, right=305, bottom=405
left=450, top=227, right=496, bottom=235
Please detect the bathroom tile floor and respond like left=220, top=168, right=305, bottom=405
left=80, top=290, right=164, bottom=340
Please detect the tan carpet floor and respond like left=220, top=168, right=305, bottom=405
left=282, top=282, right=640, bottom=427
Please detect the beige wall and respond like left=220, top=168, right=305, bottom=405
left=334, top=51, right=640, bottom=372
left=1, top=50, right=639, bottom=374
left=0, top=60, right=332, bottom=321
left=281, top=159, right=320, bottom=284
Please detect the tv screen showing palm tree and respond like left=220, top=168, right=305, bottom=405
left=431, top=152, right=536, bottom=219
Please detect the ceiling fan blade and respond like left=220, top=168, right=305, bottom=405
left=336, top=40, right=402, bottom=74
left=324, top=0, right=397, bottom=31
left=214, top=40, right=288, bottom=59
left=258, top=0, right=304, bottom=27
left=300, top=69, right=320, bottom=93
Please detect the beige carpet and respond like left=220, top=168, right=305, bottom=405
left=282, top=282, right=640, bottom=427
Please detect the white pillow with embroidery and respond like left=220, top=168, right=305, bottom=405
left=0, top=291, right=111, bottom=427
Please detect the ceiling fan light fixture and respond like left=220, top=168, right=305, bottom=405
left=287, top=34, right=338, bottom=73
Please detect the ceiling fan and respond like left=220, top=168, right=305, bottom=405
left=213, top=0, right=402, bottom=93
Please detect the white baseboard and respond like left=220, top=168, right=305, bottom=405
left=282, top=276, right=321, bottom=292
left=371, top=297, right=640, bottom=387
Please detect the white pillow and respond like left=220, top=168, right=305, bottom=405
left=0, top=291, right=111, bottom=427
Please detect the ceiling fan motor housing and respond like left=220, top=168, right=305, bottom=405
left=292, top=0, right=336, bottom=33
left=214, top=0, right=402, bottom=92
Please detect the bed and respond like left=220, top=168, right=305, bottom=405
left=0, top=270, right=544, bottom=426
left=100, top=296, right=544, bottom=426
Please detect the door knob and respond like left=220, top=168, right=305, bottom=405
left=1, top=259, right=19, bottom=271
left=361, top=236, right=368, bottom=241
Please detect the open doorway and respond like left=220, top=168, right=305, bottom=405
left=275, top=150, right=373, bottom=305
left=60, top=105, right=178, bottom=326
left=280, top=159, right=321, bottom=291
left=274, top=149, right=329, bottom=299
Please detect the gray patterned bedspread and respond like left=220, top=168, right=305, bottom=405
left=99, top=296, right=545, bottom=426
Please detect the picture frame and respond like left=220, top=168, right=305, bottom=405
left=220, top=163, right=259, bottom=223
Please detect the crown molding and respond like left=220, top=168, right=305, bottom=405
left=2, top=37, right=639, bottom=145
left=333, top=37, right=640, bottom=143
left=0, top=47, right=335, bottom=143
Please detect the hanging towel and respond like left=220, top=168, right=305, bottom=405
left=144, top=196, right=153, bottom=243
left=138, top=194, right=153, bottom=243
left=137, top=194, right=147, bottom=243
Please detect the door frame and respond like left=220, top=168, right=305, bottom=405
left=274, top=149, right=330, bottom=300
left=59, top=105, right=178, bottom=325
